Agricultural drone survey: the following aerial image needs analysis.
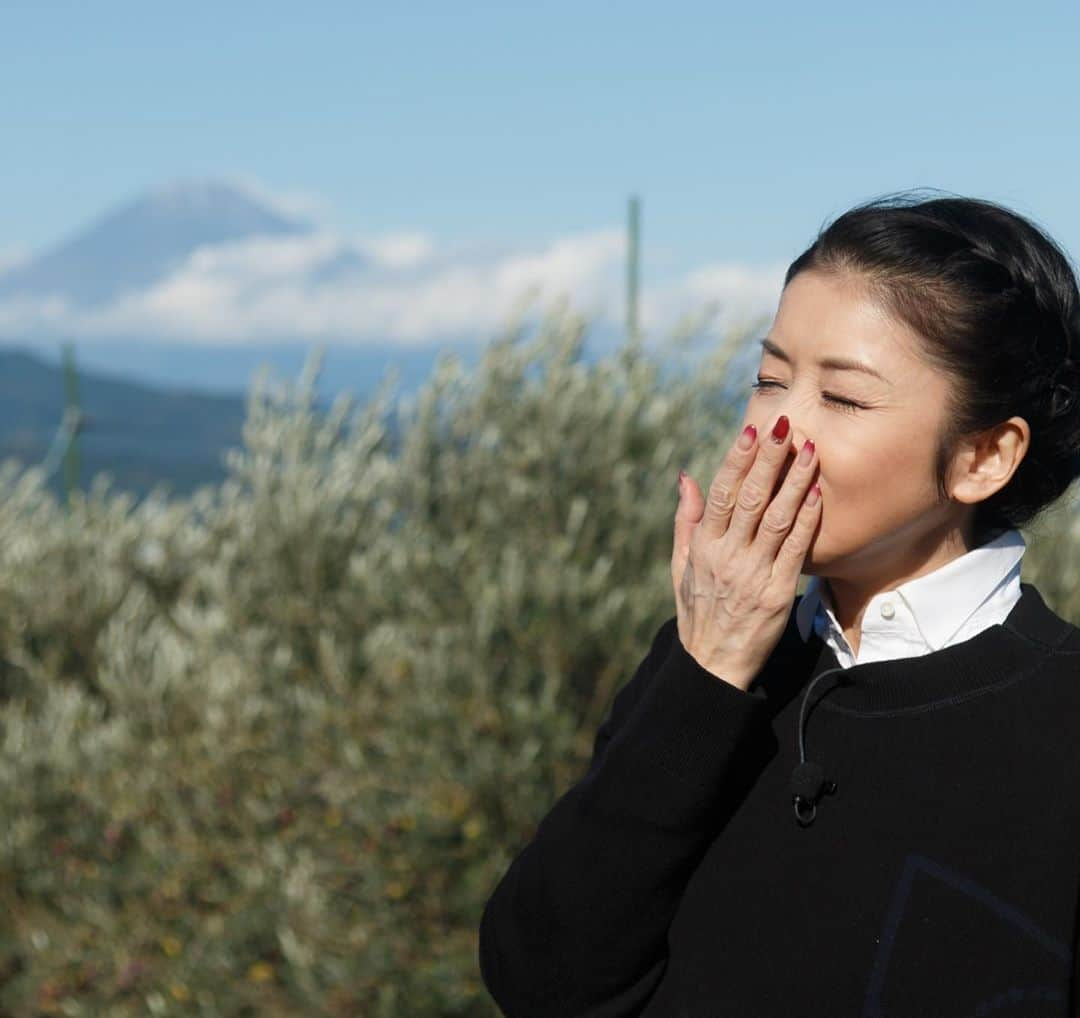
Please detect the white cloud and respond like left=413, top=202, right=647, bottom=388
left=641, top=260, right=786, bottom=337
left=0, top=223, right=784, bottom=348
left=358, top=232, right=436, bottom=270
left=682, top=261, right=788, bottom=309
left=184, top=232, right=347, bottom=279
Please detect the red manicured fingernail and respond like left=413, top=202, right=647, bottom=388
left=771, top=415, right=790, bottom=442
left=738, top=424, right=756, bottom=450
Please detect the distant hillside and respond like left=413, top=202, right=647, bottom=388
left=37, top=336, right=483, bottom=405
left=0, top=331, right=753, bottom=504
left=0, top=347, right=253, bottom=502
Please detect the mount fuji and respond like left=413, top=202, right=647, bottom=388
left=0, top=178, right=484, bottom=402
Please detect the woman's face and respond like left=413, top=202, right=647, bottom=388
left=741, top=268, right=962, bottom=581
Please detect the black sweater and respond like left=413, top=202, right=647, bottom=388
left=478, top=582, right=1080, bottom=1017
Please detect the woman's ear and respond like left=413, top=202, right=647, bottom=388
left=947, top=416, right=1030, bottom=507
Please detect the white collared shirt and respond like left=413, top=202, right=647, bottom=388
left=795, top=528, right=1027, bottom=668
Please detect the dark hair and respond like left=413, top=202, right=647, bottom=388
left=784, top=189, right=1080, bottom=536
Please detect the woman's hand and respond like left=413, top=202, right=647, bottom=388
left=672, top=414, right=822, bottom=691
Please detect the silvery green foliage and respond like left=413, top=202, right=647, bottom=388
left=0, top=306, right=1075, bottom=1016
left=1014, top=481, right=1080, bottom=613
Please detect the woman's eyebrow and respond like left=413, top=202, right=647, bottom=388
left=759, top=337, right=892, bottom=385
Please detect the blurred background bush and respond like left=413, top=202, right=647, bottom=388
left=0, top=308, right=1076, bottom=1016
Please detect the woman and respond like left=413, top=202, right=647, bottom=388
left=478, top=192, right=1080, bottom=1016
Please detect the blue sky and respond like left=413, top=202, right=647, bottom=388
left=2, top=1, right=1079, bottom=351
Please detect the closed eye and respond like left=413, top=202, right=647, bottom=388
left=750, top=378, right=864, bottom=415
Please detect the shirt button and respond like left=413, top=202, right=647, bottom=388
left=880, top=601, right=895, bottom=620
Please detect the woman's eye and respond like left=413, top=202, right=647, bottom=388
left=749, top=379, right=862, bottom=414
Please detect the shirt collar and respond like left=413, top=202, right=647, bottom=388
left=795, top=528, right=1027, bottom=650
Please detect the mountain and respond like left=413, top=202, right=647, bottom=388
left=0, top=178, right=638, bottom=407
left=0, top=179, right=310, bottom=306
left=0, top=346, right=252, bottom=502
